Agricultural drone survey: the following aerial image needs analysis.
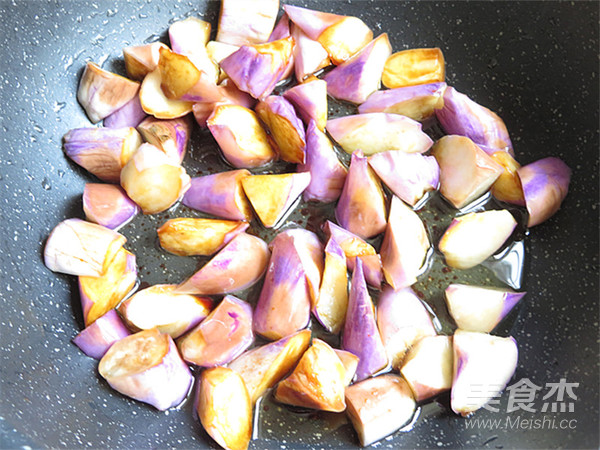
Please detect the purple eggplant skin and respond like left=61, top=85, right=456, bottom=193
left=436, top=86, right=513, bottom=155
left=253, top=232, right=312, bottom=341
left=83, top=183, right=140, bottom=231
left=358, top=82, right=447, bottom=121
left=324, top=33, right=392, bottom=104
left=72, top=309, right=131, bottom=360
left=335, top=150, right=387, bottom=240
left=269, top=13, right=291, bottom=42
left=297, top=120, right=347, bottom=203
left=368, top=151, right=440, bottom=206
left=517, top=157, right=571, bottom=227
left=177, top=295, right=254, bottom=367
left=356, top=254, right=383, bottom=289
left=104, top=93, right=147, bottom=129
left=136, top=115, right=192, bottom=164
left=283, top=78, right=327, bottom=131
left=256, top=95, right=306, bottom=164
left=63, top=127, right=141, bottom=183
left=182, top=169, right=252, bottom=221
left=342, top=259, right=388, bottom=381
left=271, top=228, right=324, bottom=303
left=268, top=13, right=294, bottom=81
left=220, top=36, right=294, bottom=100
left=176, top=233, right=270, bottom=295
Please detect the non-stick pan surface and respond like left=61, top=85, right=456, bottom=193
left=0, top=1, right=598, bottom=448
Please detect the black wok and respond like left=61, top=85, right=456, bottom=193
left=0, top=1, right=598, bottom=448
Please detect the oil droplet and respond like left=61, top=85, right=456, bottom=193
left=143, top=33, right=161, bottom=44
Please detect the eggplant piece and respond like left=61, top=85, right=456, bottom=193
left=118, top=284, right=212, bottom=339
left=178, top=295, right=253, bottom=367
left=284, top=5, right=373, bottom=65
left=345, top=374, right=416, bottom=447
left=368, top=150, right=439, bottom=206
left=136, top=115, right=193, bottom=164
left=168, top=17, right=218, bottom=83
left=207, top=104, right=276, bottom=168
left=82, top=183, right=140, bottom=231
left=241, top=172, right=311, bottom=228
left=283, top=5, right=342, bottom=41
left=334, top=349, right=359, bottom=386
left=517, top=156, right=571, bottom=227
left=358, top=82, right=447, bottom=121
left=176, top=233, right=270, bottom=295
left=98, top=329, right=193, bottom=411
left=72, top=309, right=131, bottom=360
left=380, top=196, right=430, bottom=290
left=313, top=238, right=348, bottom=334
left=335, top=150, right=387, bottom=240
left=400, top=335, right=453, bottom=402
left=274, top=339, right=347, bottom=412
left=327, top=113, right=433, bottom=155
left=255, top=95, right=306, bottom=164
left=272, top=228, right=324, bottom=304
left=451, top=330, right=518, bottom=416
left=445, top=284, right=526, bottom=333
left=432, top=135, right=504, bottom=209
left=216, top=0, right=280, bottom=46
left=324, top=33, right=392, bottom=104
left=196, top=367, right=253, bottom=450
left=253, top=233, right=312, bottom=340
left=169, top=17, right=210, bottom=48
left=228, top=329, right=311, bottom=404
left=436, top=86, right=513, bottom=154
left=79, top=247, right=137, bottom=326
left=157, top=218, right=249, bottom=256
left=342, top=259, right=388, bottom=381
left=322, top=221, right=381, bottom=288
left=123, top=42, right=167, bottom=81
left=120, top=143, right=191, bottom=214
left=103, top=93, right=147, bottom=129
left=139, top=69, right=194, bottom=119
left=290, top=25, right=330, bottom=82
left=157, top=47, right=222, bottom=103
left=63, top=126, right=142, bottom=183
left=376, top=286, right=436, bottom=369
left=382, top=48, right=445, bottom=89
left=490, top=151, right=526, bottom=206
left=220, top=36, right=294, bottom=100
left=283, top=77, right=328, bottom=131
left=438, top=209, right=517, bottom=269
left=182, top=169, right=253, bottom=221
left=44, top=218, right=126, bottom=277
left=77, top=62, right=140, bottom=123
left=296, top=120, right=347, bottom=203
